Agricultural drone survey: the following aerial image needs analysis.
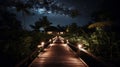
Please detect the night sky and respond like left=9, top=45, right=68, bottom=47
left=15, top=0, right=119, bottom=30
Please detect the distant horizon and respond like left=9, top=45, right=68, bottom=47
left=14, top=0, right=104, bottom=30
left=18, top=13, right=90, bottom=30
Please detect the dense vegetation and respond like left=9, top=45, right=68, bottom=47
left=0, top=0, right=120, bottom=67
left=62, top=1, right=120, bottom=66
left=62, top=15, right=120, bottom=67
left=0, top=1, right=53, bottom=66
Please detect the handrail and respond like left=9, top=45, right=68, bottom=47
left=67, top=42, right=113, bottom=67
left=68, top=42, right=102, bottom=60
left=15, top=48, right=39, bottom=67
left=67, top=43, right=88, bottom=67
left=15, top=42, right=50, bottom=67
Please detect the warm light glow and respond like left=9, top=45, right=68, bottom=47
left=63, top=44, right=67, bottom=47
left=53, top=40, right=56, bottom=43
left=78, top=44, right=82, bottom=49
left=49, top=39, right=52, bottom=42
left=37, top=42, right=45, bottom=48
left=50, top=44, right=54, bottom=46
left=66, top=40, right=69, bottom=43
left=61, top=40, right=64, bottom=43
left=37, top=45, right=42, bottom=48
left=41, top=42, right=45, bottom=46
left=47, top=31, right=52, bottom=34
left=60, top=32, right=64, bottom=34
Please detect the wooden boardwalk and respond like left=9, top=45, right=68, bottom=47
left=29, top=39, right=88, bottom=67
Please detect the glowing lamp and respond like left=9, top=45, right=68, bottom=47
left=78, top=44, right=82, bottom=49
left=41, top=42, right=45, bottom=46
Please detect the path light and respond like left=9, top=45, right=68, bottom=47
left=37, top=45, right=42, bottom=48
left=49, top=39, right=51, bottom=42
left=78, top=44, right=82, bottom=49
left=61, top=40, right=64, bottom=43
left=41, top=42, right=45, bottom=47
left=50, top=44, right=54, bottom=47
left=66, top=40, right=69, bottom=44
left=37, top=44, right=42, bottom=53
left=37, top=42, right=45, bottom=48
left=63, top=44, right=67, bottom=47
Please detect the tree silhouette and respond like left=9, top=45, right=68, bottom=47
left=88, top=21, right=112, bottom=29
left=30, top=18, right=42, bottom=32
left=68, top=22, right=78, bottom=34
left=30, top=16, right=52, bottom=32
left=15, top=1, right=32, bottom=29
left=41, top=16, right=52, bottom=29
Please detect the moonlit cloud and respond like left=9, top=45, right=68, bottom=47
left=38, top=8, right=46, bottom=14
left=47, top=11, right=52, bottom=14
left=15, top=0, right=105, bottom=30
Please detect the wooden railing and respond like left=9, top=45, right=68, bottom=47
left=67, top=43, right=112, bottom=67
left=15, top=42, right=50, bottom=67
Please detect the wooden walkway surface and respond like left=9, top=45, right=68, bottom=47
left=29, top=39, right=88, bottom=67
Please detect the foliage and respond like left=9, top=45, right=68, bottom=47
left=30, top=19, right=42, bottom=32
left=68, top=22, right=78, bottom=34
left=63, top=22, right=120, bottom=63
left=88, top=21, right=112, bottom=29
left=0, top=4, right=53, bottom=67
left=30, top=16, right=52, bottom=32
left=41, top=16, right=52, bottom=28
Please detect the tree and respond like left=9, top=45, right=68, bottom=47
left=30, top=16, right=52, bottom=32
left=41, top=16, right=52, bottom=29
left=88, top=21, right=112, bottom=29
left=0, top=8, right=22, bottom=40
left=30, top=18, right=42, bottom=32
left=15, top=1, right=32, bottom=29
left=68, top=22, right=78, bottom=34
